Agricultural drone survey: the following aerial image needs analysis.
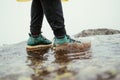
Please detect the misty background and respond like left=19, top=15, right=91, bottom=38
left=0, top=0, right=120, bottom=46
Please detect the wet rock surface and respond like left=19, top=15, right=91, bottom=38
left=0, top=34, right=120, bottom=80
left=74, top=28, right=120, bottom=37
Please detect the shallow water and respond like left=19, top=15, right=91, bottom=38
left=0, top=34, right=120, bottom=80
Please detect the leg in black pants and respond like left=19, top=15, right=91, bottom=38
left=30, top=0, right=43, bottom=35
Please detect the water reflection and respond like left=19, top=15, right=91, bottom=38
left=26, top=47, right=91, bottom=80
left=27, top=56, right=49, bottom=80
left=27, top=56, right=76, bottom=80
left=54, top=50, right=92, bottom=63
left=54, top=43, right=91, bottom=63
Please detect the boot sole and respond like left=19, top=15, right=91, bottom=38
left=26, top=44, right=52, bottom=58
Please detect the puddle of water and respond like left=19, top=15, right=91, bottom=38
left=0, top=34, right=120, bottom=80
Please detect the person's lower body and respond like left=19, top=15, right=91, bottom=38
left=27, top=0, right=68, bottom=46
left=27, top=0, right=91, bottom=57
left=30, top=0, right=66, bottom=38
left=27, top=0, right=81, bottom=46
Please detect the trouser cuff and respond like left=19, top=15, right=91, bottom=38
left=30, top=25, right=41, bottom=35
left=53, top=28, right=66, bottom=39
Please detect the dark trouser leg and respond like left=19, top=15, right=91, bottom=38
left=40, top=0, right=66, bottom=38
left=30, top=0, right=44, bottom=35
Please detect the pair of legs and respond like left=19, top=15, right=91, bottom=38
left=28, top=0, right=81, bottom=46
left=30, top=0, right=66, bottom=38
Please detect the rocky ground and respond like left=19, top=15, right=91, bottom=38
left=0, top=28, right=120, bottom=80
left=74, top=28, right=120, bottom=37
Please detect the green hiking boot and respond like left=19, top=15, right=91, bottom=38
left=53, top=35, right=81, bottom=47
left=54, top=35, right=91, bottom=54
left=27, top=33, right=52, bottom=46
